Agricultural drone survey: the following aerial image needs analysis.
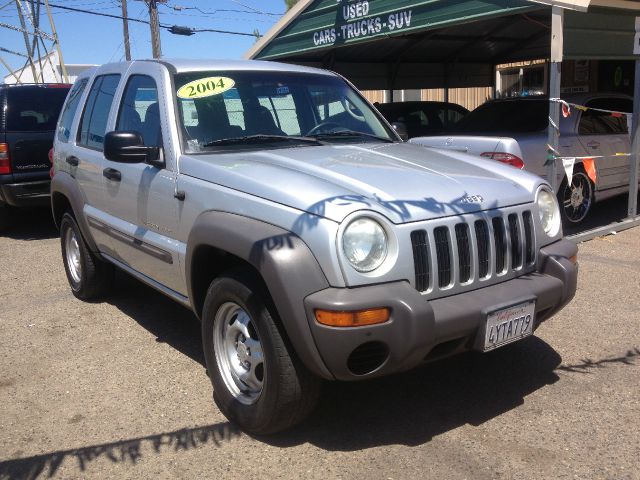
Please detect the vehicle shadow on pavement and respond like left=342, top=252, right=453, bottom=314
left=1, top=207, right=58, bottom=241
left=105, top=271, right=205, bottom=366
left=264, top=336, right=563, bottom=450
left=0, top=422, right=239, bottom=480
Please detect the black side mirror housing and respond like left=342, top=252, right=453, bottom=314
left=104, top=131, right=163, bottom=167
left=391, top=122, right=409, bottom=142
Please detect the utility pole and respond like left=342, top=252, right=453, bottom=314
left=146, top=0, right=162, bottom=59
left=121, top=0, right=131, bottom=61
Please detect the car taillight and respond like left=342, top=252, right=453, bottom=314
left=0, top=143, right=11, bottom=174
left=480, top=152, right=525, bottom=169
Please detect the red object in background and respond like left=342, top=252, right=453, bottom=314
left=48, top=147, right=55, bottom=178
left=583, top=158, right=597, bottom=184
left=0, top=143, right=11, bottom=174
left=481, top=152, right=525, bottom=169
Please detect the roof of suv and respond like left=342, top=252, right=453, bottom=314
left=154, top=58, right=335, bottom=76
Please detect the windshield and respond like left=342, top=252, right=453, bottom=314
left=174, top=70, right=395, bottom=153
left=454, top=99, right=549, bottom=134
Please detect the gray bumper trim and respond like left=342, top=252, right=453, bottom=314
left=304, top=239, right=578, bottom=381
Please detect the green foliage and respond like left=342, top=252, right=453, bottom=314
left=285, top=0, right=301, bottom=10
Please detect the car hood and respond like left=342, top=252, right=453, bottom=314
left=179, top=142, right=543, bottom=224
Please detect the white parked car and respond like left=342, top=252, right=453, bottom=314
left=411, top=94, right=634, bottom=223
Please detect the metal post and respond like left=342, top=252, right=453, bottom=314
left=546, top=6, right=563, bottom=193
left=0, top=55, right=23, bottom=83
left=147, top=0, right=162, bottom=59
left=44, top=0, right=68, bottom=82
left=627, top=59, right=640, bottom=219
left=15, top=0, right=37, bottom=81
left=121, top=0, right=131, bottom=61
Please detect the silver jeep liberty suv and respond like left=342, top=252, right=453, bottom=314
left=51, top=59, right=578, bottom=434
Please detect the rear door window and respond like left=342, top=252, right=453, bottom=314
left=578, top=98, right=632, bottom=135
left=57, top=79, right=88, bottom=142
left=6, top=86, right=69, bottom=132
left=77, top=74, right=121, bottom=150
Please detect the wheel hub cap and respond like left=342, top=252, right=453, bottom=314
left=570, top=185, right=584, bottom=209
left=213, top=302, right=265, bottom=405
left=65, top=228, right=82, bottom=285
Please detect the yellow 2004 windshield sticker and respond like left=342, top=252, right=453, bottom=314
left=177, top=77, right=235, bottom=99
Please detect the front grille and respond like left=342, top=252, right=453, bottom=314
left=434, top=227, right=451, bottom=288
left=410, top=230, right=430, bottom=292
left=455, top=223, right=471, bottom=283
left=410, top=209, right=536, bottom=294
left=474, top=220, right=490, bottom=278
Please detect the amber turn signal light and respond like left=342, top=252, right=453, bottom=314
left=569, top=254, right=578, bottom=264
left=315, top=308, right=390, bottom=327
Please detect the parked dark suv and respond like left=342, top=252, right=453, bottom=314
left=0, top=83, right=71, bottom=230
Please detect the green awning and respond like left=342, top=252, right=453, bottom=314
left=246, top=0, right=639, bottom=90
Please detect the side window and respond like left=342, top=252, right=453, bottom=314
left=77, top=74, right=121, bottom=150
left=116, top=75, right=161, bottom=147
left=57, top=79, right=88, bottom=142
left=579, top=98, right=631, bottom=135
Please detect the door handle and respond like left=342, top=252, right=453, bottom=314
left=587, top=141, right=600, bottom=149
left=66, top=156, right=79, bottom=167
left=103, top=167, right=122, bottom=182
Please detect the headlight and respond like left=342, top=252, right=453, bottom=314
left=537, top=188, right=561, bottom=237
left=342, top=217, right=388, bottom=272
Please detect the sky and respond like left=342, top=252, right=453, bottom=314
left=0, top=0, right=287, bottom=75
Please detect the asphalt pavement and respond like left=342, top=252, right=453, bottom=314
left=0, top=207, right=638, bottom=480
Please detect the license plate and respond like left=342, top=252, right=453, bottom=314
left=482, top=301, right=535, bottom=352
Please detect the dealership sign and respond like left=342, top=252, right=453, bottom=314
left=251, top=0, right=543, bottom=61
left=312, top=1, right=413, bottom=46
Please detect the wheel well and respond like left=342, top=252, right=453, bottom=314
left=51, top=192, right=73, bottom=229
left=190, top=245, right=271, bottom=320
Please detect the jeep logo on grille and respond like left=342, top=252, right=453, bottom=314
left=460, top=195, right=484, bottom=204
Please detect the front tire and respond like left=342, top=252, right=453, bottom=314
left=60, top=212, right=113, bottom=300
left=559, top=170, right=594, bottom=224
left=202, top=272, right=320, bottom=434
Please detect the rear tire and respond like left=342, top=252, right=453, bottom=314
left=60, top=212, right=113, bottom=300
left=559, top=170, right=594, bottom=224
left=202, top=271, right=320, bottom=434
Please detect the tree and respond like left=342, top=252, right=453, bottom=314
left=285, top=0, right=301, bottom=10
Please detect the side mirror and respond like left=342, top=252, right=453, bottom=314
left=391, top=122, right=408, bottom=142
left=104, top=131, right=163, bottom=167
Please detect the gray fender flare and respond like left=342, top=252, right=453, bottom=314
left=186, top=211, right=333, bottom=380
left=50, top=172, right=98, bottom=253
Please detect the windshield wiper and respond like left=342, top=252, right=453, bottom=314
left=203, top=134, right=323, bottom=147
left=308, top=130, right=394, bottom=143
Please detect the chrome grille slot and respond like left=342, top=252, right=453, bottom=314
left=508, top=213, right=522, bottom=269
left=410, top=230, right=430, bottom=292
left=409, top=206, right=537, bottom=297
left=434, top=227, right=451, bottom=288
left=474, top=220, right=490, bottom=279
left=455, top=223, right=471, bottom=283
left=492, top=217, right=507, bottom=274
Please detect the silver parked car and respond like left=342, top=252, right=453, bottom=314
left=410, top=94, right=633, bottom=223
left=51, top=59, right=578, bottom=433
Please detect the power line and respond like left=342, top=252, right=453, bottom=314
left=33, top=1, right=260, bottom=36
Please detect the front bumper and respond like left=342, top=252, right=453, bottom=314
left=304, top=239, right=578, bottom=381
left=0, top=180, right=51, bottom=207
